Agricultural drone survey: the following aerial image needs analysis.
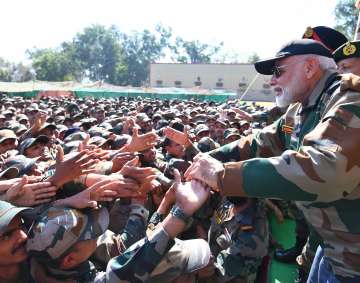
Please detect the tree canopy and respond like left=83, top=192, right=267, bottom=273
left=334, top=0, right=359, bottom=39
left=24, top=23, right=224, bottom=86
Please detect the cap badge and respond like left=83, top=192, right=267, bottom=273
left=343, top=42, right=357, bottom=56
left=304, top=27, right=313, bottom=38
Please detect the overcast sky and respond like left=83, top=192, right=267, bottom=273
left=1, top=0, right=339, bottom=63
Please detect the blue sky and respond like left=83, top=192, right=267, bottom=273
left=0, top=0, right=339, bottom=63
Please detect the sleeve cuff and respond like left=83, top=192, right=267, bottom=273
left=218, top=161, right=246, bottom=197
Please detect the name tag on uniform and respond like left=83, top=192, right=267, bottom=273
left=282, top=125, right=293, bottom=134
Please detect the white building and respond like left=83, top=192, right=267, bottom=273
left=149, top=63, right=275, bottom=101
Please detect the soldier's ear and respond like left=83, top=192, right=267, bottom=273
left=304, top=57, right=320, bottom=79
left=59, top=252, right=77, bottom=270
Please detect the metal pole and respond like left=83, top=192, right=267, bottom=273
left=355, top=0, right=360, bottom=40
left=238, top=73, right=259, bottom=102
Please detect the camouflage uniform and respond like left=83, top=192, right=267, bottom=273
left=208, top=199, right=268, bottom=283
left=27, top=205, right=211, bottom=283
left=250, top=105, right=286, bottom=125
left=210, top=71, right=360, bottom=280
left=26, top=204, right=148, bottom=282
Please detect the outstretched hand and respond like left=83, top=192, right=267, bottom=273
left=163, top=126, right=191, bottom=147
left=50, top=145, right=99, bottom=188
left=184, top=153, right=224, bottom=191
left=54, top=179, right=119, bottom=209
left=231, top=107, right=253, bottom=122
left=125, top=128, right=159, bottom=152
left=172, top=169, right=211, bottom=216
left=6, top=175, right=57, bottom=206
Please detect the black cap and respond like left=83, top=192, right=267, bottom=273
left=333, top=40, right=360, bottom=63
left=302, top=26, right=348, bottom=52
left=254, top=39, right=333, bottom=75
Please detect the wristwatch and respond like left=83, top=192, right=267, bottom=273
left=170, top=205, right=192, bottom=225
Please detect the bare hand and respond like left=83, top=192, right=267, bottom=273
left=111, top=152, right=136, bottom=173
left=231, top=108, right=253, bottom=122
left=57, top=179, right=119, bottom=209
left=126, top=128, right=159, bottom=152
left=95, top=176, right=141, bottom=198
left=163, top=126, right=191, bottom=147
left=7, top=177, right=57, bottom=206
left=173, top=169, right=211, bottom=216
left=50, top=146, right=99, bottom=188
left=120, top=157, right=158, bottom=185
left=340, top=73, right=360, bottom=92
left=184, top=153, right=224, bottom=191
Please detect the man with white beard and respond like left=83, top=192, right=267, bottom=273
left=186, top=39, right=360, bottom=282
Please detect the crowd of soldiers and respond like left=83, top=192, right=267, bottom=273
left=0, top=25, right=360, bottom=283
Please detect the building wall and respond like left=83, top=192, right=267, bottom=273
left=149, top=63, right=275, bottom=101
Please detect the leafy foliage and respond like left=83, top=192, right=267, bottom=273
left=4, top=23, right=224, bottom=85
left=334, top=0, right=358, bottom=39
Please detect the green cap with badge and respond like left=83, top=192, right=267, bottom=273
left=333, top=40, right=360, bottom=63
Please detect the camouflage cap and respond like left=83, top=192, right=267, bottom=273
left=38, top=123, right=57, bottom=134
left=16, top=114, right=29, bottom=122
left=12, top=124, right=28, bottom=136
left=64, top=131, right=88, bottom=143
left=26, top=206, right=109, bottom=262
left=18, top=135, right=49, bottom=155
left=0, top=200, right=30, bottom=235
left=194, top=124, right=210, bottom=136
left=197, top=137, right=219, bottom=153
left=224, top=128, right=241, bottom=140
left=4, top=155, right=37, bottom=177
left=0, top=129, right=17, bottom=144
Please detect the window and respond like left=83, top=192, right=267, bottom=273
left=194, top=76, right=202, bottom=86
left=216, top=78, right=223, bottom=88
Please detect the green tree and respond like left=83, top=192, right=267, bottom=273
left=28, top=48, right=75, bottom=81
left=172, top=38, right=223, bottom=63
left=334, top=0, right=358, bottom=39
left=0, top=58, right=34, bottom=82
left=120, top=24, right=172, bottom=86
left=0, top=58, right=13, bottom=82
left=247, top=52, right=260, bottom=64
left=71, top=24, right=125, bottom=84
left=11, top=63, right=35, bottom=82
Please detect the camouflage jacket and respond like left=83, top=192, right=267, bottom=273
left=210, top=71, right=360, bottom=279
left=106, top=227, right=175, bottom=283
left=209, top=199, right=268, bottom=279
left=251, top=105, right=286, bottom=125
left=93, top=204, right=149, bottom=269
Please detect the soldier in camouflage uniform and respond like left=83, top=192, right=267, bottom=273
left=185, top=39, right=360, bottom=282
left=26, top=204, right=149, bottom=282
left=27, top=183, right=213, bottom=283
left=208, top=197, right=268, bottom=283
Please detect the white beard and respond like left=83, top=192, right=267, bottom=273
left=275, top=87, right=296, bottom=107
